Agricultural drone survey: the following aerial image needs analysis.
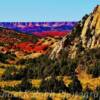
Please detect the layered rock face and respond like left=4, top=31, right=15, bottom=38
left=81, top=5, right=100, bottom=48
left=50, top=5, right=100, bottom=59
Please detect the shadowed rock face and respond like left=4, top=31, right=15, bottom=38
left=50, top=5, right=100, bottom=59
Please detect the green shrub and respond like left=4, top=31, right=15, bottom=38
left=39, top=77, right=68, bottom=93
left=68, top=76, right=82, bottom=94
left=47, top=96, right=53, bottom=100
left=16, top=78, right=32, bottom=92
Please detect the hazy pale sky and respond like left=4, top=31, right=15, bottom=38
left=0, top=0, right=100, bottom=22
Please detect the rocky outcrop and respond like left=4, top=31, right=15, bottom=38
left=81, top=5, right=100, bottom=48
left=50, top=5, right=100, bottom=59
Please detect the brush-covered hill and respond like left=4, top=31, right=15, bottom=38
left=0, top=27, right=59, bottom=64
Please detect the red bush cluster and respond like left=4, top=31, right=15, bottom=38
left=33, top=31, right=69, bottom=37
left=15, top=41, right=49, bottom=53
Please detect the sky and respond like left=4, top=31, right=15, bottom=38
left=0, top=0, right=100, bottom=22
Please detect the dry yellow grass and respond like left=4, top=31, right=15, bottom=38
left=23, top=53, right=42, bottom=59
left=31, top=80, right=41, bottom=88
left=0, top=80, right=21, bottom=87
left=0, top=73, right=99, bottom=90
left=63, top=76, right=72, bottom=86
left=0, top=79, right=41, bottom=88
left=0, top=63, right=12, bottom=68
left=0, top=63, right=26, bottom=69
left=0, top=74, right=99, bottom=100
left=7, top=91, right=82, bottom=100
left=0, top=68, right=5, bottom=76
left=77, top=71, right=100, bottom=90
